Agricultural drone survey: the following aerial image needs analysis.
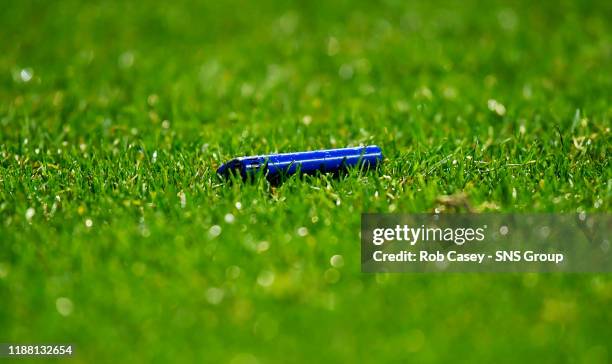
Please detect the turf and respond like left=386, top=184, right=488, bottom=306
left=1, top=0, right=611, bottom=362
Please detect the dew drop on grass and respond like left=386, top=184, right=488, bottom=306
left=297, top=227, right=308, bottom=237
left=224, top=213, right=235, bottom=224
left=19, top=68, right=33, bottom=82
left=56, top=297, right=74, bottom=317
left=208, top=225, right=222, bottom=238
left=118, top=51, right=135, bottom=69
left=226, top=265, right=241, bottom=279
left=257, top=271, right=275, bottom=287
left=330, top=255, right=344, bottom=268
left=539, top=226, right=551, bottom=238
left=147, top=94, right=159, bottom=106
left=140, top=224, right=151, bottom=238
left=497, top=8, right=518, bottom=31
left=278, top=12, right=298, bottom=35
left=178, top=191, right=186, bottom=208
left=25, top=207, right=35, bottom=221
left=205, top=287, right=224, bottom=305
left=487, top=99, right=506, bottom=116
left=443, top=86, right=457, bottom=99
left=339, top=64, right=354, bottom=80
left=240, top=83, right=254, bottom=98
left=257, top=241, right=269, bottom=253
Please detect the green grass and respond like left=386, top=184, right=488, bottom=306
left=1, top=0, right=611, bottom=362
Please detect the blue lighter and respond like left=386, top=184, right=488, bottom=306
left=217, top=145, right=383, bottom=180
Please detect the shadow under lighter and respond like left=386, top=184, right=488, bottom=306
left=217, top=145, right=383, bottom=180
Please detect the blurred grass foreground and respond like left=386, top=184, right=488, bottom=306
left=1, top=0, right=611, bottom=363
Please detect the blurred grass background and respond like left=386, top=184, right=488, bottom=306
left=0, top=0, right=611, bottom=362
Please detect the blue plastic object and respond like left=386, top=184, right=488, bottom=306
left=217, top=145, right=383, bottom=180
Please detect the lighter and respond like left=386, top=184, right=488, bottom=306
left=217, top=145, right=383, bottom=180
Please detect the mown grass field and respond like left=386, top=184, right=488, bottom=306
left=1, top=0, right=611, bottom=362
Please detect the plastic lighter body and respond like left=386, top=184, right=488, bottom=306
left=217, top=145, right=383, bottom=179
